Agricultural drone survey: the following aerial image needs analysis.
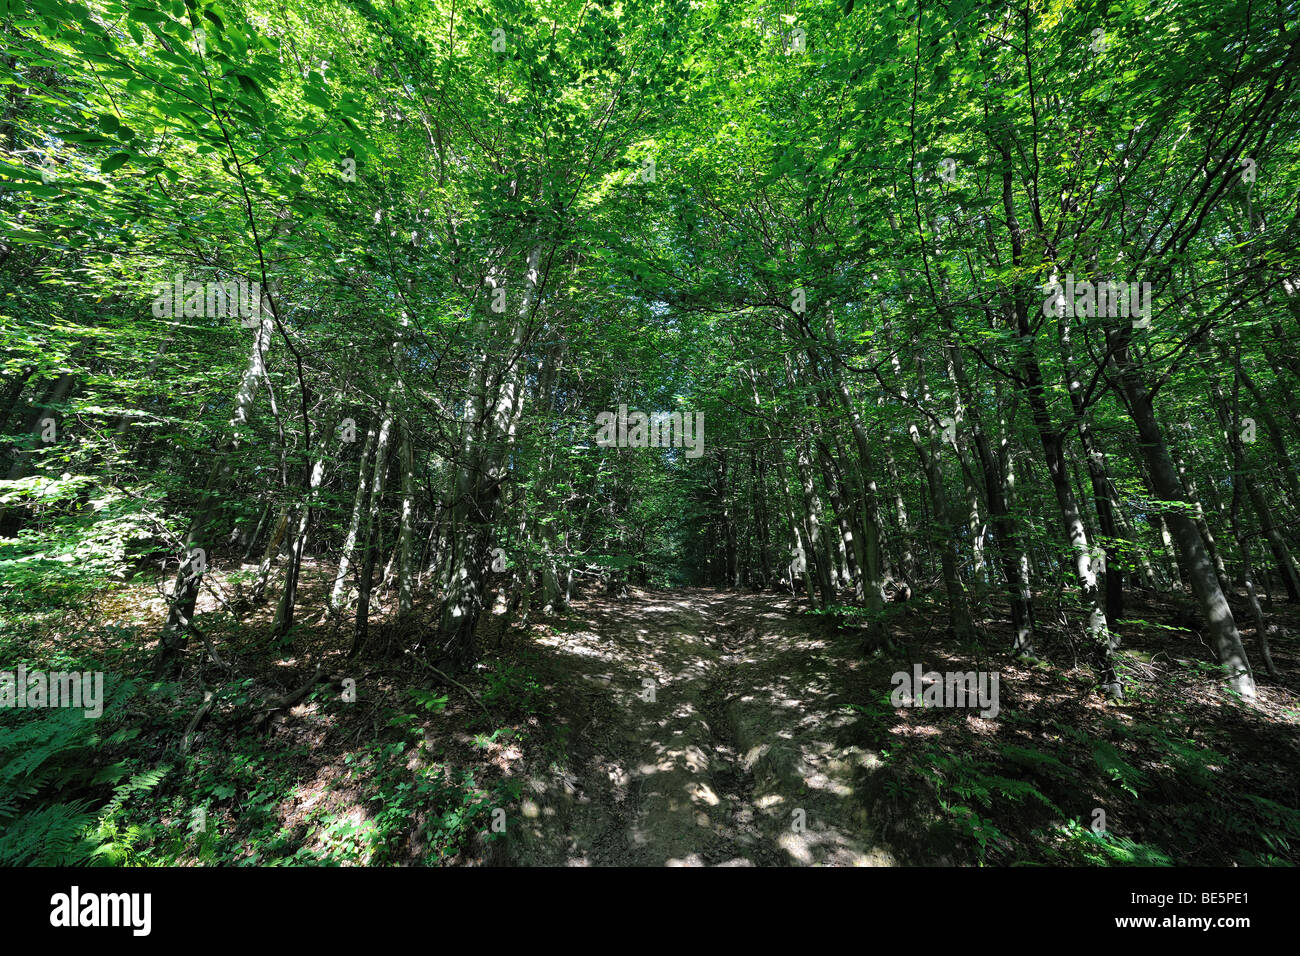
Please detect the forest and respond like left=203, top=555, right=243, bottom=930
left=1, top=0, right=1299, bottom=871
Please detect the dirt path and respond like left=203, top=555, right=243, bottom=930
left=496, top=589, right=897, bottom=866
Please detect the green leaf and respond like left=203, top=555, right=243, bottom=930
left=100, top=152, right=131, bottom=173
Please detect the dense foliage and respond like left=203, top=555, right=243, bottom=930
left=1, top=0, right=1298, bottom=865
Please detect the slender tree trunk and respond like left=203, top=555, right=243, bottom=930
left=330, top=414, right=379, bottom=612
left=437, top=244, right=542, bottom=666
left=351, top=397, right=397, bottom=655
left=1216, top=378, right=1282, bottom=680
left=949, top=345, right=1037, bottom=655
left=907, top=351, right=974, bottom=641
left=155, top=311, right=273, bottom=675
left=251, top=507, right=290, bottom=603
left=272, top=401, right=340, bottom=641
left=995, top=146, right=1114, bottom=694
left=397, top=420, right=417, bottom=616
left=1115, top=342, right=1256, bottom=700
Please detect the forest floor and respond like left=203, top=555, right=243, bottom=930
left=7, top=562, right=1300, bottom=866
left=487, top=589, right=895, bottom=866
left=483, top=585, right=1300, bottom=866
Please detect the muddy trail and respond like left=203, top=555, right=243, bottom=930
left=490, top=589, right=897, bottom=866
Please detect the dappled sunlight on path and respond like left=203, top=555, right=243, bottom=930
left=499, top=589, right=896, bottom=866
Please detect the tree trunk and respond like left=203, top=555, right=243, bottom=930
left=1115, top=342, right=1256, bottom=701
left=155, top=311, right=273, bottom=675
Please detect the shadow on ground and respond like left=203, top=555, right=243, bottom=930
left=491, top=588, right=898, bottom=866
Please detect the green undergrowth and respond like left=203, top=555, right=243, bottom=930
left=0, top=629, right=541, bottom=865
left=857, top=657, right=1300, bottom=866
